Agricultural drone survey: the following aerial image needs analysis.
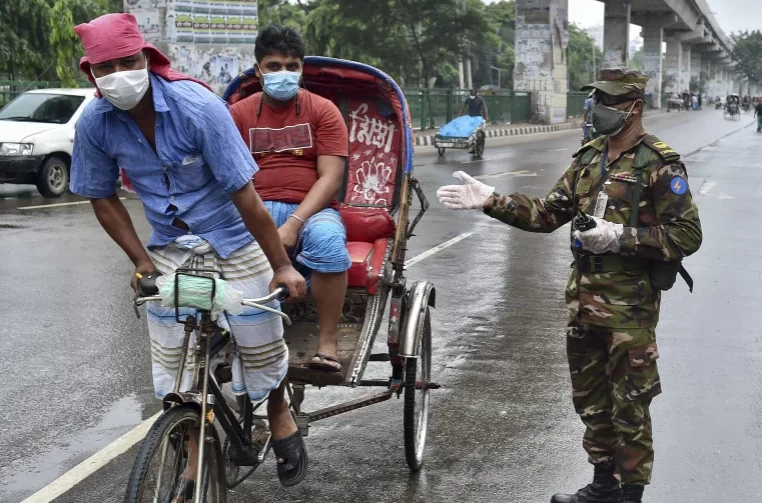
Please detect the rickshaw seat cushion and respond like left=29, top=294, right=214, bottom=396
left=346, top=238, right=389, bottom=293
left=340, top=206, right=396, bottom=243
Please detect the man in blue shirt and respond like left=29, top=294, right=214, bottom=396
left=71, top=13, right=309, bottom=496
left=582, top=92, right=594, bottom=143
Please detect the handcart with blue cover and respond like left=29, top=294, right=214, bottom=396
left=434, top=116, right=486, bottom=159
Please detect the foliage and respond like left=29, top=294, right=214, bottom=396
left=0, top=0, right=113, bottom=82
left=7, top=0, right=617, bottom=95
left=731, top=30, right=762, bottom=84
left=567, top=24, right=602, bottom=92
left=302, top=0, right=493, bottom=88
left=51, top=0, right=81, bottom=86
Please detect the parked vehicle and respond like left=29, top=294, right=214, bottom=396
left=666, top=93, right=683, bottom=112
left=0, top=88, right=95, bottom=197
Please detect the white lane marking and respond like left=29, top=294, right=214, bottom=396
left=17, top=198, right=126, bottom=210
left=461, top=158, right=491, bottom=164
left=474, top=170, right=537, bottom=180
left=20, top=412, right=161, bottom=503
left=405, top=232, right=475, bottom=268
left=549, top=148, right=568, bottom=152
left=698, top=181, right=716, bottom=196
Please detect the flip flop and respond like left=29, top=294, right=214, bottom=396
left=308, top=353, right=342, bottom=373
left=271, top=430, right=308, bottom=487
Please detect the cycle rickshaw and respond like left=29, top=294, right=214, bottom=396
left=725, top=94, right=741, bottom=120
left=125, top=57, right=437, bottom=502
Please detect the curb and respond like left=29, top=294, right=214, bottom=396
left=415, top=121, right=582, bottom=146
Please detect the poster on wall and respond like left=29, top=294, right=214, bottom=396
left=211, top=55, right=238, bottom=86
left=174, top=11, right=193, bottom=42
left=124, top=0, right=166, bottom=9
left=133, top=8, right=162, bottom=41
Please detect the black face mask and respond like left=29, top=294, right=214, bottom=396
left=591, top=101, right=639, bottom=137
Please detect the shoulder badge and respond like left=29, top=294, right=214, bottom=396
left=641, top=135, right=681, bottom=163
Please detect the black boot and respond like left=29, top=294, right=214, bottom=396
left=619, top=485, right=643, bottom=503
left=550, top=464, right=621, bottom=503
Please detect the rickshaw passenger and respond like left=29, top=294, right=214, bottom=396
left=230, top=24, right=351, bottom=373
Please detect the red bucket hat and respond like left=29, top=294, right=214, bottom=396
left=74, top=13, right=211, bottom=93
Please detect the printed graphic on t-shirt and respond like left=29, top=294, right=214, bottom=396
left=248, top=123, right=313, bottom=154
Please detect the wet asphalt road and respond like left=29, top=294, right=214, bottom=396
left=1, top=108, right=761, bottom=503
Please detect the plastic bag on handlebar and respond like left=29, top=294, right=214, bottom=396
left=155, top=273, right=244, bottom=319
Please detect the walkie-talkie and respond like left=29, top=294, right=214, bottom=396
left=573, top=212, right=597, bottom=248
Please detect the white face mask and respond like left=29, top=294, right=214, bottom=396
left=93, top=67, right=150, bottom=110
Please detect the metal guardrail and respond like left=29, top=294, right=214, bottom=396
left=0, top=80, right=88, bottom=107
left=566, top=92, right=589, bottom=119
left=402, top=88, right=532, bottom=129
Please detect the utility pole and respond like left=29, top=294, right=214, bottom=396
left=458, top=0, right=466, bottom=89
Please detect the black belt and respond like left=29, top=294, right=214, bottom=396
left=172, top=218, right=190, bottom=231
left=574, top=254, right=647, bottom=274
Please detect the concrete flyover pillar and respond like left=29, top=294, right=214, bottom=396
left=641, top=23, right=664, bottom=109
left=603, top=1, right=630, bottom=68
left=691, top=51, right=702, bottom=93
left=701, top=59, right=713, bottom=99
left=664, top=37, right=682, bottom=93
left=513, top=0, right=569, bottom=124
left=680, top=43, right=692, bottom=93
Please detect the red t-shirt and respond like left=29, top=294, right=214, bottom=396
left=229, top=89, right=348, bottom=207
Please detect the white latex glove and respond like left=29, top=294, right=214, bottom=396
left=573, top=216, right=624, bottom=254
left=436, top=171, right=495, bottom=210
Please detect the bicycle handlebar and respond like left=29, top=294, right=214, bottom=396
left=134, top=286, right=291, bottom=325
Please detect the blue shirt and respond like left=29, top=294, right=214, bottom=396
left=70, top=74, right=257, bottom=258
left=584, top=97, right=594, bottom=113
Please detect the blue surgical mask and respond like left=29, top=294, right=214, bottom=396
left=261, top=70, right=301, bottom=101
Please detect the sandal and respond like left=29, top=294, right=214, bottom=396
left=271, top=430, right=309, bottom=487
left=172, top=479, right=194, bottom=503
left=308, top=353, right=342, bottom=373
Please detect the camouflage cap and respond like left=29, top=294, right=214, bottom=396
left=580, top=68, right=648, bottom=97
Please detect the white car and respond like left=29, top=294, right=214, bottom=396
left=0, top=88, right=96, bottom=197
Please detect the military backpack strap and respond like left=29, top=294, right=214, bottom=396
left=629, top=141, right=654, bottom=227
left=679, top=266, right=694, bottom=293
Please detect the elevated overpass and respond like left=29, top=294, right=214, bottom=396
left=513, top=0, right=750, bottom=124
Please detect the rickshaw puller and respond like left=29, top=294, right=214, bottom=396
left=69, top=14, right=309, bottom=499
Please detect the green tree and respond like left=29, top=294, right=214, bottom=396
left=1, top=0, right=114, bottom=83
left=474, top=0, right=514, bottom=89
left=303, top=0, right=492, bottom=88
left=731, top=30, right=762, bottom=84
left=0, top=0, right=53, bottom=80
left=567, top=23, right=602, bottom=92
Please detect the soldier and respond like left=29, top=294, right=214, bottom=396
left=437, top=68, right=702, bottom=503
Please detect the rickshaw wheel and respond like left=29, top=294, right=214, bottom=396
left=403, top=307, right=432, bottom=471
left=437, top=147, right=446, bottom=157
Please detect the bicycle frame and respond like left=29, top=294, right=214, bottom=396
left=161, top=313, right=265, bottom=471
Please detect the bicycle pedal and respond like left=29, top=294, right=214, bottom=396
left=252, top=427, right=271, bottom=447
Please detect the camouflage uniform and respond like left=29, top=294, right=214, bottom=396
left=484, top=70, right=702, bottom=486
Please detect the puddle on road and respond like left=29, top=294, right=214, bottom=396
left=0, top=394, right=147, bottom=500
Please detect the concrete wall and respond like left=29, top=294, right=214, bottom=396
left=513, top=0, right=569, bottom=124
left=125, top=0, right=259, bottom=96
